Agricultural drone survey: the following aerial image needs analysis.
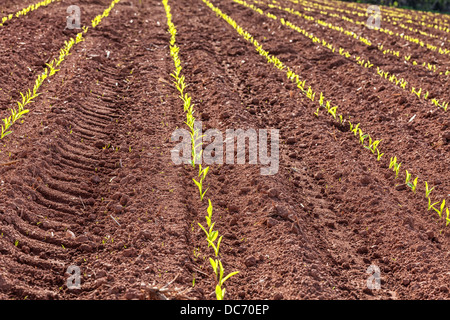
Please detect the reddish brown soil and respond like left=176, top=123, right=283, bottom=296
left=0, top=0, right=449, bottom=300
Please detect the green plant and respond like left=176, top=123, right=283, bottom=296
left=210, top=258, right=239, bottom=300
left=394, top=162, right=401, bottom=178
left=314, top=106, right=320, bottom=117
left=405, top=170, right=411, bottom=185
left=389, top=156, right=397, bottom=169
left=196, top=199, right=239, bottom=299
left=198, top=199, right=218, bottom=247
left=351, top=123, right=360, bottom=136
left=407, top=176, right=418, bottom=193
left=376, top=148, right=384, bottom=161
left=192, top=164, right=209, bottom=201
left=428, top=197, right=440, bottom=211
left=432, top=199, right=446, bottom=218
left=425, top=181, right=435, bottom=198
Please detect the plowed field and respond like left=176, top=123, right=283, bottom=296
left=0, top=0, right=449, bottom=300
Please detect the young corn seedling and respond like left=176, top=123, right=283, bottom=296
left=425, top=182, right=435, bottom=198
left=328, top=106, right=338, bottom=119
left=407, top=176, right=418, bottom=193
left=405, top=169, right=411, bottom=185
left=192, top=164, right=209, bottom=201
left=306, top=86, right=315, bottom=101
left=392, top=161, right=401, bottom=179
left=313, top=107, right=320, bottom=117
left=389, top=156, right=397, bottom=170
left=446, top=208, right=450, bottom=226
left=189, top=128, right=204, bottom=167
left=376, top=148, right=384, bottom=161
left=198, top=200, right=217, bottom=245
left=363, top=136, right=381, bottom=154
left=319, top=92, right=325, bottom=106
left=428, top=197, right=440, bottom=211
left=359, top=131, right=368, bottom=145
left=46, top=61, right=60, bottom=76
left=432, top=199, right=446, bottom=218
left=199, top=200, right=239, bottom=300
left=210, top=258, right=239, bottom=300
left=351, top=123, right=360, bottom=136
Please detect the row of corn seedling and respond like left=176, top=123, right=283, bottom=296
left=202, top=0, right=450, bottom=226
left=258, top=0, right=450, bottom=77
left=0, top=0, right=121, bottom=139
left=162, top=0, right=239, bottom=300
left=0, top=0, right=58, bottom=27
left=287, top=0, right=450, bottom=45
left=237, top=0, right=449, bottom=113
left=317, top=0, right=450, bottom=31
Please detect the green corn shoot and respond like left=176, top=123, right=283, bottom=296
left=428, top=197, right=440, bottom=211
left=394, top=162, right=401, bottom=178
left=376, top=148, right=384, bottom=161
left=389, top=156, right=397, bottom=169
left=407, top=176, right=418, bottom=193
left=432, top=199, right=446, bottom=218
left=425, top=182, right=435, bottom=198
left=405, top=170, right=411, bottom=185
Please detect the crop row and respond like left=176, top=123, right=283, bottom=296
left=0, top=0, right=58, bottom=27
left=257, top=0, right=450, bottom=79
left=239, top=0, right=449, bottom=113
left=201, top=0, right=450, bottom=226
left=245, top=0, right=449, bottom=113
left=0, top=0, right=121, bottom=140
left=162, top=0, right=239, bottom=300
left=271, top=0, right=450, bottom=75
left=317, top=0, right=450, bottom=30
left=284, top=0, right=450, bottom=43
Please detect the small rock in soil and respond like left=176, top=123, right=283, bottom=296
left=360, top=176, right=371, bottom=186
left=91, top=175, right=101, bottom=184
left=286, top=137, right=296, bottom=144
left=267, top=218, right=278, bottom=228
left=244, top=256, right=257, bottom=268
left=275, top=205, right=290, bottom=219
left=113, top=204, right=123, bottom=214
left=314, top=172, right=324, bottom=180
left=78, top=243, right=93, bottom=252
left=273, top=293, right=283, bottom=300
left=268, top=188, right=280, bottom=198
left=325, top=221, right=335, bottom=229
left=120, top=195, right=130, bottom=206
left=140, top=230, right=152, bottom=240
left=65, top=230, right=75, bottom=239
left=75, top=235, right=89, bottom=243
left=357, top=246, right=369, bottom=254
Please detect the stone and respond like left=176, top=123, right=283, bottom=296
left=244, top=256, right=257, bottom=268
